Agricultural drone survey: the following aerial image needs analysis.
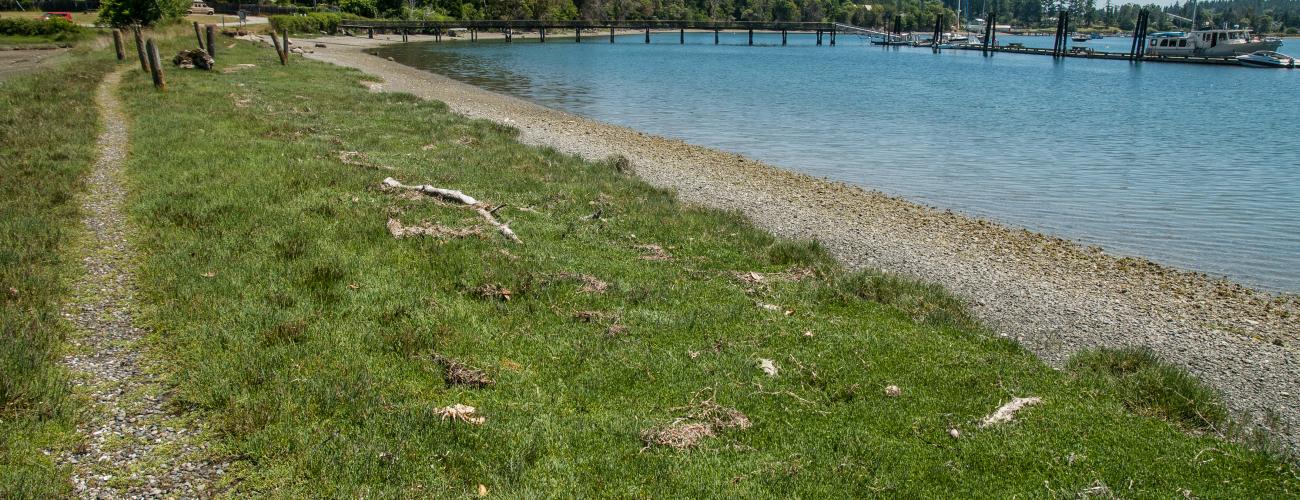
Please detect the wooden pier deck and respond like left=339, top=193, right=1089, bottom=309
left=338, top=18, right=1252, bottom=67
left=339, top=20, right=895, bottom=45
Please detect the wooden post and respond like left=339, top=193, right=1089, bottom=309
left=271, top=31, right=287, bottom=65
left=576, top=27, right=581, bottom=43
left=112, top=29, right=125, bottom=60
left=781, top=29, right=786, bottom=45
left=540, top=27, right=545, bottom=42
left=368, top=27, right=373, bottom=39
left=714, top=29, right=719, bottom=44
left=610, top=27, right=614, bottom=43
left=748, top=29, right=753, bottom=45
left=133, top=26, right=147, bottom=72
left=830, top=28, right=836, bottom=46
left=645, top=27, right=649, bottom=44
left=145, top=39, right=165, bottom=90
left=816, top=30, right=822, bottom=45
left=206, top=25, right=216, bottom=59
left=680, top=28, right=684, bottom=44
left=193, top=21, right=205, bottom=51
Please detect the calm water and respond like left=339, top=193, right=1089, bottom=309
left=376, top=34, right=1300, bottom=292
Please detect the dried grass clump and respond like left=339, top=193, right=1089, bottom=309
left=641, top=395, right=751, bottom=451
left=387, top=219, right=483, bottom=239
left=431, top=353, right=494, bottom=388
left=549, top=272, right=609, bottom=293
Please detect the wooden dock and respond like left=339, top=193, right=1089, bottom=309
left=944, top=44, right=1242, bottom=65
left=339, top=20, right=895, bottom=46
left=339, top=17, right=1250, bottom=67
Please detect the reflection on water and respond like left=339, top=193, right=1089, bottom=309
left=376, top=35, right=1300, bottom=292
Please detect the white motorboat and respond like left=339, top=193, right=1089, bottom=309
left=1145, top=28, right=1282, bottom=57
left=1236, top=50, right=1297, bottom=68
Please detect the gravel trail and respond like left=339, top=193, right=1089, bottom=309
left=57, top=68, right=226, bottom=498
left=305, top=36, right=1298, bottom=449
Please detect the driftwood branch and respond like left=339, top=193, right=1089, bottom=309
left=383, top=177, right=521, bottom=243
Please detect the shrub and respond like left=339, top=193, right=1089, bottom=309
left=97, top=0, right=188, bottom=27
left=1067, top=347, right=1229, bottom=432
left=0, top=17, right=83, bottom=37
left=269, top=12, right=363, bottom=34
left=339, top=0, right=378, bottom=19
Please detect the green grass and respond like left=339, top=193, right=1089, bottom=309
left=109, top=37, right=1300, bottom=496
left=0, top=49, right=115, bottom=497
left=1067, top=347, right=1230, bottom=433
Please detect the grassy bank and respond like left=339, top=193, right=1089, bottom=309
left=0, top=49, right=115, bottom=496
left=111, top=36, right=1299, bottom=495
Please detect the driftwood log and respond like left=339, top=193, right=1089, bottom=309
left=383, top=177, right=521, bottom=243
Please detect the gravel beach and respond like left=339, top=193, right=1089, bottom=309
left=306, top=35, right=1300, bottom=449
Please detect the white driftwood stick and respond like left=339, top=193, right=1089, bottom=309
left=383, top=177, right=477, bottom=205
left=384, top=177, right=521, bottom=243
left=979, top=396, right=1042, bottom=427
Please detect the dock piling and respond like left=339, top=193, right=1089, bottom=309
left=748, top=29, right=753, bottom=45
left=645, top=27, right=650, bottom=44
left=714, top=29, right=719, bottom=44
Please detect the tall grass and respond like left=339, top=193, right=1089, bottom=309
left=0, top=49, right=115, bottom=497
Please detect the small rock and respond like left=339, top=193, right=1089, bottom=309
left=884, top=385, right=901, bottom=397
left=948, top=428, right=961, bottom=439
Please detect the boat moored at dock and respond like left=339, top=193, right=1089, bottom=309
left=1145, top=28, right=1281, bottom=57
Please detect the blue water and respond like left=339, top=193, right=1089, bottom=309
left=375, top=34, right=1300, bottom=292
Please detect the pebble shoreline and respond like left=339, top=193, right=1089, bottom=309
left=308, top=35, right=1300, bottom=449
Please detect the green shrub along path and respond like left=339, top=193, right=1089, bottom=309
left=97, top=35, right=1300, bottom=495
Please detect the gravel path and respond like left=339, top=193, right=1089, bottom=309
left=307, top=36, right=1300, bottom=450
left=57, top=68, right=226, bottom=498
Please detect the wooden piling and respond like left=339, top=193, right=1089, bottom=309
left=714, top=29, right=719, bottom=44
left=112, top=30, right=125, bottom=60
left=680, top=28, right=684, bottom=44
left=193, top=21, right=204, bottom=51
left=576, top=28, right=581, bottom=42
left=271, top=31, right=287, bottom=65
left=206, top=24, right=216, bottom=59
left=610, top=27, right=614, bottom=43
left=748, top=29, right=753, bottom=45
left=645, top=27, right=650, bottom=44
left=368, top=28, right=373, bottom=39
left=816, top=30, right=822, bottom=46
left=830, top=28, right=835, bottom=46
left=133, top=26, right=147, bottom=73
left=540, top=27, right=545, bottom=42
left=781, top=29, right=786, bottom=46
left=145, top=38, right=165, bottom=90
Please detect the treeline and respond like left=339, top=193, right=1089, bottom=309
left=317, top=0, right=1299, bottom=32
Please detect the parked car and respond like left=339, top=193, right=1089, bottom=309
left=189, top=1, right=215, bottom=15
left=41, top=12, right=74, bottom=21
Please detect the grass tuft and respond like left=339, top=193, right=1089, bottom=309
left=829, top=269, right=981, bottom=331
left=1067, top=347, right=1230, bottom=432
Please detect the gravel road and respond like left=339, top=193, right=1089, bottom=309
left=306, top=35, right=1300, bottom=450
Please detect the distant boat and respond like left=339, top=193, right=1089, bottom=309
left=1236, top=50, right=1297, bottom=68
left=1071, top=33, right=1089, bottom=42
